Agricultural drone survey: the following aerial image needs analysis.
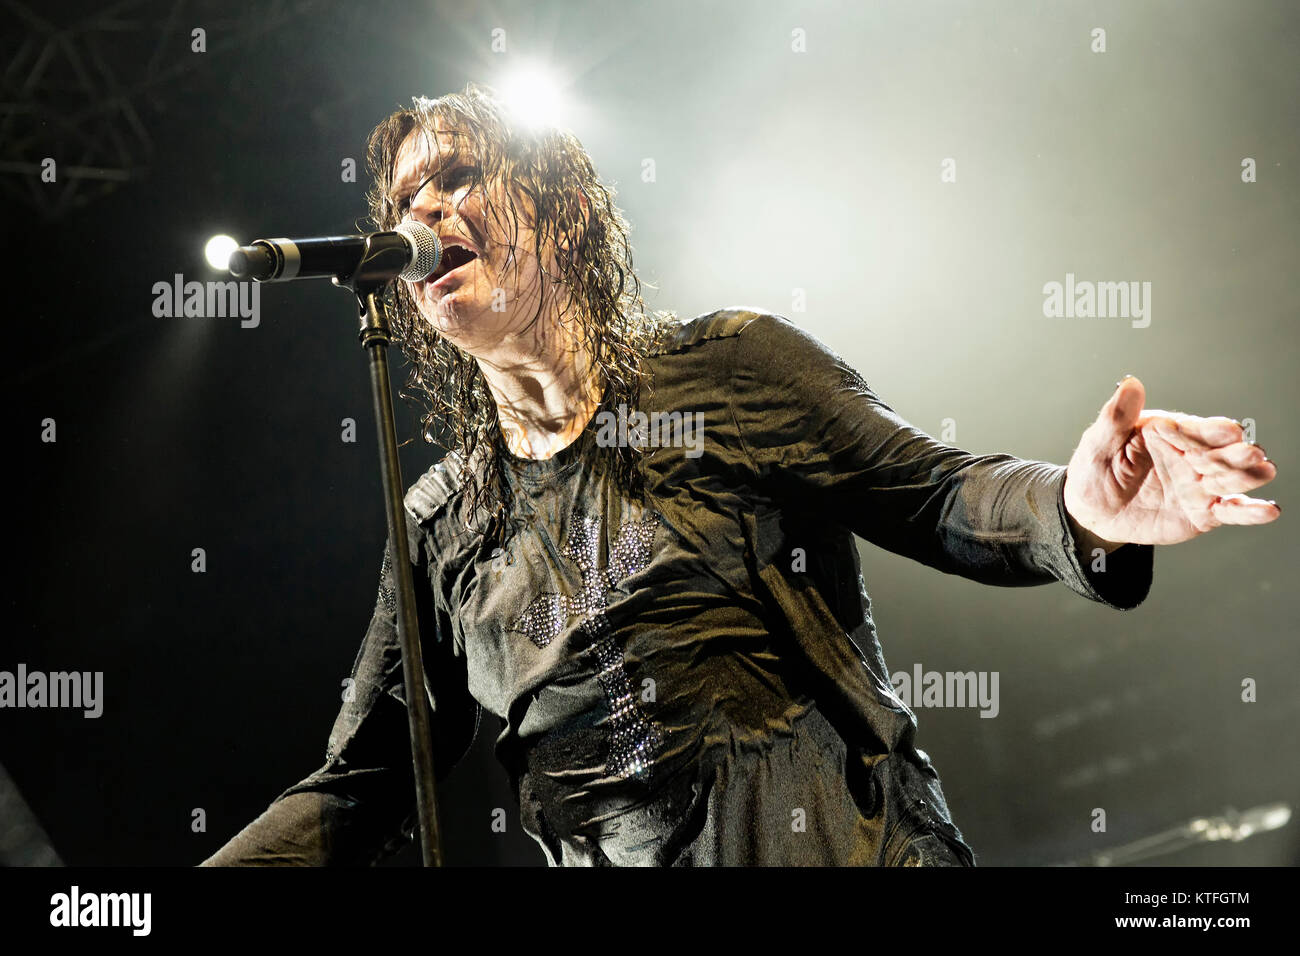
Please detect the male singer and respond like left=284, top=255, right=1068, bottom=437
left=203, top=84, right=1280, bottom=866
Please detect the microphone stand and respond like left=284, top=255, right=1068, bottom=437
left=331, top=239, right=444, bottom=867
left=1053, top=801, right=1292, bottom=866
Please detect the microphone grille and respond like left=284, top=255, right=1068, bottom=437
left=395, top=221, right=442, bottom=281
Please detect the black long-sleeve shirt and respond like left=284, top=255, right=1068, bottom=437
left=201, top=309, right=1153, bottom=867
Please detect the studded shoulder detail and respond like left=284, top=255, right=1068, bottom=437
left=403, top=451, right=467, bottom=525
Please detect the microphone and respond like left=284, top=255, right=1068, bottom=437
left=227, top=221, right=442, bottom=283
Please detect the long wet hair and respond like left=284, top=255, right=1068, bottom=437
left=365, top=83, right=673, bottom=544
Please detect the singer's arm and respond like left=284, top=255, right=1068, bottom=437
left=725, top=313, right=1154, bottom=609
left=200, top=526, right=479, bottom=866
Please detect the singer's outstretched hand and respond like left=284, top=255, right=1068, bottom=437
left=1063, top=376, right=1280, bottom=549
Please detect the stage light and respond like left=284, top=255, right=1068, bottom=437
left=204, top=234, right=239, bottom=272
left=497, top=63, right=567, bottom=132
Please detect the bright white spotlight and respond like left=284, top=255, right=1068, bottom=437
left=205, top=234, right=239, bottom=272
left=497, top=64, right=567, bottom=132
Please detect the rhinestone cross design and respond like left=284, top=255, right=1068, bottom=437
left=509, top=511, right=665, bottom=780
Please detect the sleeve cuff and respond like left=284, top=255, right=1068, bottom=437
left=1029, top=466, right=1155, bottom=610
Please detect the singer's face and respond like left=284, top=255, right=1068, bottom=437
left=390, top=128, right=552, bottom=356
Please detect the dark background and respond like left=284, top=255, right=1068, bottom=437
left=4, top=0, right=1297, bottom=866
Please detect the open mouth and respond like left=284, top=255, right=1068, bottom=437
left=428, top=242, right=478, bottom=282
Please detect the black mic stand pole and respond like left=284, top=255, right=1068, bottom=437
left=331, top=239, right=444, bottom=866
